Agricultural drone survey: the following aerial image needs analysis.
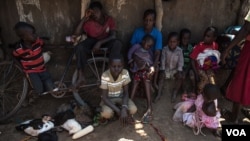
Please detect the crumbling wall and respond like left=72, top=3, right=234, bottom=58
left=0, top=0, right=245, bottom=80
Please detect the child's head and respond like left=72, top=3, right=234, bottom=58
left=203, top=26, right=218, bottom=45
left=109, top=54, right=124, bottom=79
left=202, top=83, right=220, bottom=102
left=14, top=22, right=37, bottom=43
left=143, top=9, right=156, bottom=30
left=180, top=28, right=191, bottom=47
left=167, top=32, right=179, bottom=51
left=202, top=84, right=220, bottom=116
left=89, top=1, right=103, bottom=21
left=141, top=34, right=155, bottom=50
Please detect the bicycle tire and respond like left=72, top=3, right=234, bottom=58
left=0, top=61, right=28, bottom=122
left=72, top=57, right=108, bottom=106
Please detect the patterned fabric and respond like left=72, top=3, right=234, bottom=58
left=190, top=42, right=218, bottom=69
left=160, top=46, right=184, bottom=72
left=196, top=49, right=221, bottom=70
left=133, top=69, right=149, bottom=81
left=100, top=69, right=131, bottom=97
left=197, top=69, right=215, bottom=93
left=180, top=44, right=193, bottom=69
left=13, top=38, right=46, bottom=73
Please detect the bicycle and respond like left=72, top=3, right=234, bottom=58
left=0, top=36, right=109, bottom=122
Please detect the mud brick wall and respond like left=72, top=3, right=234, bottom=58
left=0, top=0, right=249, bottom=81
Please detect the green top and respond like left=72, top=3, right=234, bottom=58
left=180, top=44, right=193, bottom=69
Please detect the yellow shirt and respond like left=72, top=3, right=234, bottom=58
left=100, top=69, right=131, bottom=97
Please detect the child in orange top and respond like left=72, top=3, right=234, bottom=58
left=190, top=26, right=220, bottom=94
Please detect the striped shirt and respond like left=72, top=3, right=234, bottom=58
left=13, top=38, right=46, bottom=73
left=100, top=69, right=131, bottom=97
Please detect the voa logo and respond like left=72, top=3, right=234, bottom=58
left=226, top=129, right=247, bottom=136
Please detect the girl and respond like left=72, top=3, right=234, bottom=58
left=155, top=32, right=184, bottom=103
left=173, top=84, right=221, bottom=136
left=190, top=26, right=220, bottom=94
left=128, top=34, right=155, bottom=123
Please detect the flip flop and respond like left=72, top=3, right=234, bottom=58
left=141, top=112, right=153, bottom=124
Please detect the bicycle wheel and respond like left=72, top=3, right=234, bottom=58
left=72, top=57, right=108, bottom=106
left=0, top=61, right=28, bottom=122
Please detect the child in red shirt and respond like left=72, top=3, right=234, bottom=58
left=190, top=26, right=220, bottom=94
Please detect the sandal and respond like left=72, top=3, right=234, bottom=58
left=141, top=111, right=153, bottom=124
left=221, top=108, right=236, bottom=122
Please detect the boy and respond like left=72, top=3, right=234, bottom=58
left=100, top=54, right=137, bottom=126
left=13, top=22, right=55, bottom=100
left=155, top=32, right=184, bottom=103
left=71, top=1, right=122, bottom=88
left=128, top=34, right=155, bottom=123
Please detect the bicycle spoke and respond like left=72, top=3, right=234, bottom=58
left=0, top=62, right=28, bottom=121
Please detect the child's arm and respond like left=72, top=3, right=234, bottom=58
left=128, top=44, right=140, bottom=62
left=101, top=89, right=121, bottom=115
left=120, top=84, right=129, bottom=126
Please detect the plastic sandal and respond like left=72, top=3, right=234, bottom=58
left=141, top=112, right=153, bottom=124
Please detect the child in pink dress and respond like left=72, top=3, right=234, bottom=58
left=173, top=83, right=221, bottom=136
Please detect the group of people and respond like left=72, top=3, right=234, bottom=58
left=12, top=0, right=250, bottom=138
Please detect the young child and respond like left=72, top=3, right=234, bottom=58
left=130, top=9, right=162, bottom=89
left=99, top=54, right=137, bottom=126
left=179, top=28, right=195, bottom=94
left=173, top=83, right=221, bottom=137
left=155, top=32, right=184, bottom=103
left=190, top=26, right=220, bottom=94
left=13, top=22, right=55, bottom=99
left=128, top=34, right=155, bottom=123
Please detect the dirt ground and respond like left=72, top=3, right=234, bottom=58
left=0, top=71, right=250, bottom=141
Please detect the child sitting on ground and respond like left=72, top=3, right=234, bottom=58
left=128, top=34, right=155, bottom=123
left=190, top=26, right=220, bottom=94
left=155, top=32, right=184, bottom=103
left=99, top=54, right=137, bottom=126
left=173, top=83, right=221, bottom=137
left=179, top=28, right=195, bottom=93
left=12, top=22, right=56, bottom=101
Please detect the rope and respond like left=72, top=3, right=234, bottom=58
left=149, top=123, right=167, bottom=141
left=192, top=111, right=206, bottom=136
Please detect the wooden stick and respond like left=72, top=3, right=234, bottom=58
left=155, top=0, right=163, bottom=31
